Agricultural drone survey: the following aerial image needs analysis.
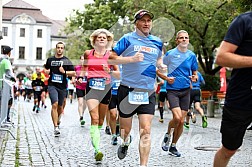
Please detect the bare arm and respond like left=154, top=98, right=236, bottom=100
left=108, top=50, right=144, bottom=65
left=216, top=41, right=252, bottom=68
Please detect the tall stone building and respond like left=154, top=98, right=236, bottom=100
left=1, top=0, right=67, bottom=78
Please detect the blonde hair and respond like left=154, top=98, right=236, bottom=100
left=89, top=29, right=114, bottom=49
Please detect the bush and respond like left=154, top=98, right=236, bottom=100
left=201, top=74, right=220, bottom=91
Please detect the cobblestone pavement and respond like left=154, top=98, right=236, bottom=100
left=0, top=98, right=252, bottom=167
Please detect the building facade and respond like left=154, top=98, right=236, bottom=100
left=1, top=0, right=67, bottom=78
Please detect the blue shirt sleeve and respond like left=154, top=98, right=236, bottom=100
left=112, top=35, right=131, bottom=56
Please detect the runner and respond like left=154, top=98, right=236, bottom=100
left=44, top=42, right=75, bottom=137
left=109, top=9, right=163, bottom=167
left=83, top=29, right=118, bottom=162
left=74, top=55, right=88, bottom=126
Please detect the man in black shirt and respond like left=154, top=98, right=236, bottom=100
left=45, top=42, right=75, bottom=137
left=213, top=12, right=252, bottom=167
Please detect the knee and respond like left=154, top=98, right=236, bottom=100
left=110, top=112, right=117, bottom=120
left=222, top=147, right=237, bottom=158
left=173, top=116, right=181, bottom=126
left=52, top=102, right=58, bottom=110
left=140, top=125, right=151, bottom=136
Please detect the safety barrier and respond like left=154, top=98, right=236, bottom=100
left=0, top=76, right=16, bottom=139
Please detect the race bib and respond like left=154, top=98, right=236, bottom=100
left=128, top=91, right=149, bottom=104
left=83, top=76, right=87, bottom=83
left=112, top=80, right=121, bottom=90
left=89, top=78, right=105, bottom=90
left=52, top=74, right=63, bottom=83
left=35, top=86, right=41, bottom=91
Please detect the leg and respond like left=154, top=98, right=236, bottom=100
left=170, top=108, right=186, bottom=143
left=119, top=116, right=133, bottom=143
left=110, top=108, right=117, bottom=135
left=138, top=114, right=153, bottom=166
left=194, top=102, right=204, bottom=116
left=195, top=102, right=208, bottom=128
left=105, top=107, right=111, bottom=134
left=213, top=146, right=237, bottom=167
left=51, top=102, right=59, bottom=127
left=98, top=103, right=108, bottom=127
left=41, top=91, right=45, bottom=106
left=87, top=99, right=101, bottom=153
left=159, top=101, right=164, bottom=122
left=78, top=97, right=84, bottom=117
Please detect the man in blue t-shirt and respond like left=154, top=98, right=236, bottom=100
left=184, top=71, right=207, bottom=129
left=157, top=30, right=198, bottom=157
left=213, top=12, right=252, bottom=167
left=109, top=9, right=163, bottom=167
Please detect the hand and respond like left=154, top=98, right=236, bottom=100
left=167, top=77, right=175, bottom=84
left=102, top=64, right=110, bottom=73
left=77, top=77, right=83, bottom=84
left=59, top=66, right=65, bottom=74
left=190, top=75, right=198, bottom=82
left=131, top=50, right=144, bottom=62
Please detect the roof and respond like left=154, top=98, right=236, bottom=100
left=50, top=19, right=67, bottom=37
left=3, top=0, right=39, bottom=10
left=2, top=0, right=67, bottom=37
left=3, top=0, right=51, bottom=24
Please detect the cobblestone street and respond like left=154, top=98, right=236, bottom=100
left=0, top=98, right=252, bottom=167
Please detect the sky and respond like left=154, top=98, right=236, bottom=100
left=2, top=0, right=94, bottom=20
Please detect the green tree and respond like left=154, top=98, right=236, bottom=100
left=123, top=0, right=238, bottom=75
left=63, top=0, right=128, bottom=60
left=231, top=0, right=252, bottom=12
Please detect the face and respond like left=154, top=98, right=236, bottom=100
left=56, top=44, right=64, bottom=56
left=36, top=68, right=40, bottom=73
left=135, top=15, right=152, bottom=36
left=80, top=55, right=84, bottom=64
left=95, top=33, right=108, bottom=47
left=176, top=32, right=189, bottom=48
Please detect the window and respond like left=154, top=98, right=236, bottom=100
left=19, top=47, right=25, bottom=59
left=2, top=27, right=8, bottom=36
left=20, top=28, right=25, bottom=37
left=36, top=47, right=42, bottom=60
left=37, top=29, right=42, bottom=38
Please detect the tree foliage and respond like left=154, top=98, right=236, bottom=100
left=64, top=0, right=243, bottom=74
left=63, top=0, right=128, bottom=61
left=123, top=0, right=238, bottom=75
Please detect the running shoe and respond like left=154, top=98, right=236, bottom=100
left=105, top=126, right=111, bottom=135
left=183, top=123, right=189, bottom=129
left=159, top=119, right=164, bottom=123
left=32, top=105, right=36, bottom=111
left=80, top=120, right=85, bottom=126
left=54, top=127, right=60, bottom=137
left=36, top=107, right=40, bottom=113
left=117, top=135, right=132, bottom=159
left=95, top=151, right=103, bottom=162
left=169, top=146, right=181, bottom=157
left=111, top=135, right=118, bottom=145
left=191, top=112, right=196, bottom=123
left=202, top=116, right=208, bottom=128
left=161, top=133, right=170, bottom=151
left=80, top=116, right=85, bottom=126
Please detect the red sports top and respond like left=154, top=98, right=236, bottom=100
left=87, top=49, right=111, bottom=84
